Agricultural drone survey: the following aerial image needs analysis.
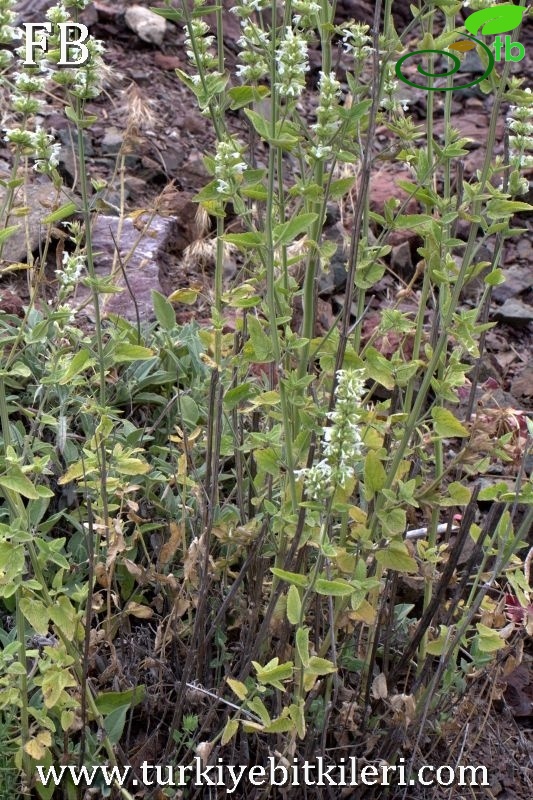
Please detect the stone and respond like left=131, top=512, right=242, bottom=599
left=493, top=298, right=533, bottom=328
left=124, top=5, right=167, bottom=46
left=70, top=214, right=178, bottom=322
left=0, top=180, right=61, bottom=263
left=492, top=265, right=532, bottom=303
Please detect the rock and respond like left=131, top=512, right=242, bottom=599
left=369, top=164, right=418, bottom=216
left=101, top=128, right=125, bottom=154
left=0, top=180, right=62, bottom=263
left=493, top=298, right=533, bottom=328
left=70, top=214, right=178, bottom=322
left=511, top=367, right=533, bottom=401
left=125, top=5, right=167, bottom=46
left=492, top=265, right=532, bottom=302
left=390, top=240, right=413, bottom=278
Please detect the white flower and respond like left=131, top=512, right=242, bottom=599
left=295, top=369, right=366, bottom=499
left=275, top=27, right=309, bottom=99
left=214, top=138, right=247, bottom=196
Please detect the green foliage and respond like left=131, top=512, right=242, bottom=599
left=0, top=0, right=531, bottom=795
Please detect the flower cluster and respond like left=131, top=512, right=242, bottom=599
left=184, top=18, right=219, bottom=82
left=4, top=126, right=61, bottom=174
left=42, top=4, right=105, bottom=99
left=214, top=138, right=247, bottom=196
left=295, top=369, right=366, bottom=500
left=0, top=0, right=21, bottom=69
left=230, top=0, right=270, bottom=19
left=310, top=70, right=341, bottom=160
left=275, top=26, right=309, bottom=99
left=56, top=251, right=85, bottom=287
left=380, top=61, right=409, bottom=113
left=236, top=20, right=270, bottom=82
left=507, top=90, right=533, bottom=194
left=341, top=23, right=374, bottom=63
left=292, top=0, right=321, bottom=29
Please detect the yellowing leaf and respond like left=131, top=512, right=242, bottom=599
left=295, top=627, right=310, bottom=667
left=364, top=451, right=386, bottom=498
left=375, top=540, right=418, bottom=574
left=19, top=597, right=50, bottom=635
left=476, top=622, right=506, bottom=653
left=167, top=287, right=201, bottom=304
left=306, top=656, right=337, bottom=676
left=226, top=678, right=248, bottom=701
left=288, top=700, right=306, bottom=739
left=24, top=730, right=52, bottom=759
left=221, top=718, right=239, bottom=746
left=432, top=407, right=468, bottom=438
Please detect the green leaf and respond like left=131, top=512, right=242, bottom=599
left=377, top=507, right=406, bottom=536
left=149, top=6, right=183, bottom=21
left=296, top=627, right=310, bottom=667
left=306, top=656, right=337, bottom=676
left=113, top=344, right=154, bottom=363
left=19, top=598, right=50, bottom=635
left=375, top=540, right=418, bottom=573
left=222, top=232, right=265, bottom=249
left=393, top=214, right=435, bottom=229
left=364, top=451, right=387, bottom=498
left=486, top=199, right=533, bottom=220
left=247, top=697, right=271, bottom=725
left=223, top=383, right=255, bottom=410
left=41, top=664, right=77, bottom=708
left=95, top=686, right=145, bottom=715
left=271, top=568, right=309, bottom=588
left=49, top=595, right=77, bottom=640
left=262, top=716, right=294, bottom=734
left=475, top=622, right=506, bottom=653
left=180, top=395, right=200, bottom=427
left=286, top=585, right=301, bottom=625
left=57, top=349, right=93, bottom=384
left=273, top=213, right=317, bottom=247
left=254, top=447, right=280, bottom=477
left=315, top=578, right=354, bottom=597
left=329, top=176, right=356, bottom=200
left=104, top=706, right=128, bottom=745
left=432, top=407, right=469, bottom=438
left=152, top=290, right=176, bottom=330
left=446, top=482, right=472, bottom=506
left=228, top=85, right=270, bottom=110
left=465, top=4, right=525, bottom=36
left=243, top=109, right=271, bottom=140
left=365, top=347, right=395, bottom=390
left=426, top=624, right=451, bottom=656
left=288, top=700, right=306, bottom=739
left=252, top=658, right=293, bottom=690
left=478, top=481, right=510, bottom=501
left=0, top=471, right=40, bottom=499
left=42, top=202, right=77, bottom=224
left=246, top=315, right=273, bottom=362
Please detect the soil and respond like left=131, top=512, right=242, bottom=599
left=1, top=1, right=532, bottom=798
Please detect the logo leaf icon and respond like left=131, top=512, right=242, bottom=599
left=449, top=40, right=476, bottom=52
left=465, top=4, right=525, bottom=36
